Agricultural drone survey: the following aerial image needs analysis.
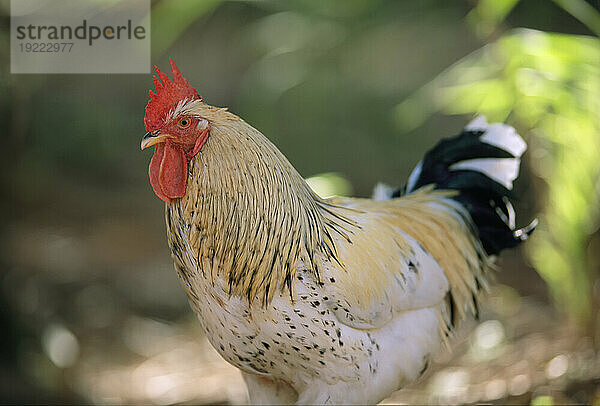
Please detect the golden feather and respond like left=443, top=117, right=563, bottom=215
left=165, top=101, right=489, bottom=332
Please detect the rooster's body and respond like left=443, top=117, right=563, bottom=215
left=141, top=60, right=535, bottom=404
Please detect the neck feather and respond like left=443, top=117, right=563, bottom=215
left=167, top=106, right=355, bottom=304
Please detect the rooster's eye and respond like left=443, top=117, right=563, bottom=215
left=178, top=118, right=191, bottom=129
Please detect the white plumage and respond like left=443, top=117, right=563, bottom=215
left=449, top=157, right=521, bottom=189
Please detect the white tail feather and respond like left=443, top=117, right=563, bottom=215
left=372, top=182, right=395, bottom=201
left=451, top=116, right=527, bottom=190
left=481, top=124, right=527, bottom=157
left=449, top=158, right=520, bottom=190
left=464, top=115, right=488, bottom=131
left=405, top=161, right=423, bottom=193
left=466, top=115, right=527, bottom=157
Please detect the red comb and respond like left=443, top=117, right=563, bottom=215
left=144, top=58, right=200, bottom=132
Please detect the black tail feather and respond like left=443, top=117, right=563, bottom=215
left=400, top=116, right=536, bottom=256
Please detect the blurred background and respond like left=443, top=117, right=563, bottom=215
left=1, top=0, right=600, bottom=404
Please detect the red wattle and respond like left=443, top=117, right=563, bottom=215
left=148, top=141, right=188, bottom=203
left=160, top=141, right=188, bottom=199
left=149, top=143, right=171, bottom=202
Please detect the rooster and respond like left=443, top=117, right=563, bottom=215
left=141, top=59, right=536, bottom=404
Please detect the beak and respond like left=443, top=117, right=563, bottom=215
left=141, top=131, right=173, bottom=150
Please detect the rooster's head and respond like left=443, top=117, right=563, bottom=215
left=141, top=58, right=209, bottom=203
